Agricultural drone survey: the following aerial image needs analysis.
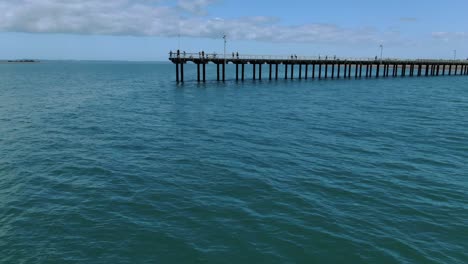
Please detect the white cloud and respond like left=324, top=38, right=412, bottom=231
left=399, top=17, right=417, bottom=23
left=0, top=0, right=391, bottom=44
left=177, top=0, right=217, bottom=15
left=432, top=31, right=468, bottom=41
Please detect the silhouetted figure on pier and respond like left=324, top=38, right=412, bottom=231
left=177, top=49, right=180, bottom=58
left=169, top=51, right=173, bottom=58
left=236, top=52, right=239, bottom=59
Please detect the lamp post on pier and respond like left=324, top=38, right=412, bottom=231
left=223, top=34, right=227, bottom=81
left=223, top=34, right=227, bottom=62
left=380, top=44, right=383, bottom=64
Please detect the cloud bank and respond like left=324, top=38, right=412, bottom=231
left=0, top=0, right=386, bottom=44
left=432, top=31, right=468, bottom=41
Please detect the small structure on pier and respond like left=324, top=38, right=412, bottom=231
left=169, top=51, right=468, bottom=83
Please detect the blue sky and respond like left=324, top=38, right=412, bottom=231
left=0, top=0, right=467, bottom=61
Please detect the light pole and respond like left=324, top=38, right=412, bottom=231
left=379, top=44, right=383, bottom=64
left=177, top=16, right=181, bottom=50
left=223, top=34, right=227, bottom=69
left=178, top=34, right=180, bottom=50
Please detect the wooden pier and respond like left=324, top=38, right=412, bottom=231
left=169, top=51, right=468, bottom=83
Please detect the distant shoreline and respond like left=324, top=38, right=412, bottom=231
left=0, top=60, right=172, bottom=64
left=0, top=60, right=40, bottom=64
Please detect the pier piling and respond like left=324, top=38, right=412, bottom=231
left=291, top=64, right=294, bottom=79
left=222, top=63, right=225, bottom=81
left=242, top=64, right=245, bottom=81
left=275, top=64, right=279, bottom=80
left=259, top=64, right=263, bottom=80
left=253, top=63, right=256, bottom=80
left=300, top=64, right=303, bottom=79
left=203, top=63, right=206, bottom=82
left=180, top=63, right=184, bottom=82
left=269, top=64, right=272, bottom=80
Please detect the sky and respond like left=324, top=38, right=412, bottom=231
left=0, top=0, right=467, bottom=61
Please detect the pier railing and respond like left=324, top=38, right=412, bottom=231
left=169, top=52, right=468, bottom=63
left=170, top=52, right=378, bottom=61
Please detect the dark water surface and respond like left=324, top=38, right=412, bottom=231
left=1, top=62, right=467, bottom=263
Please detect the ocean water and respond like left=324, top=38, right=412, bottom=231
left=0, top=61, right=467, bottom=264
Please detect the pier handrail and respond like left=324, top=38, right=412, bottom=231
left=169, top=52, right=468, bottom=64
left=169, top=52, right=376, bottom=61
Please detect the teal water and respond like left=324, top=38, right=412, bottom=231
left=1, top=62, right=467, bottom=263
